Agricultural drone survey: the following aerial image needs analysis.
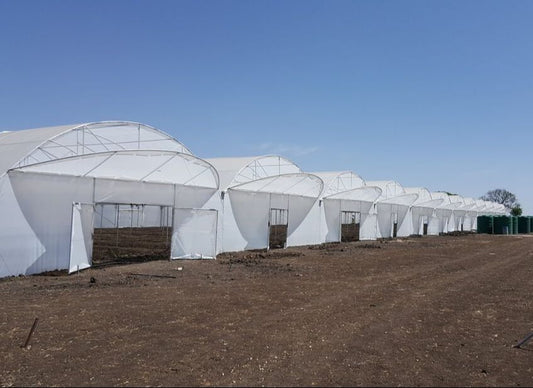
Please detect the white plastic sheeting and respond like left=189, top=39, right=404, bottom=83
left=69, top=203, right=94, bottom=273
left=291, top=171, right=382, bottom=243
left=0, top=121, right=191, bottom=176
left=171, top=208, right=218, bottom=259
left=402, top=187, right=444, bottom=236
left=376, top=194, right=419, bottom=238
left=1, top=158, right=218, bottom=277
left=454, top=197, right=477, bottom=231
left=16, top=150, right=219, bottom=188
left=322, top=186, right=382, bottom=242
left=207, top=156, right=323, bottom=252
left=0, top=122, right=514, bottom=278
left=366, top=181, right=418, bottom=238
left=430, top=193, right=456, bottom=234
left=228, top=174, right=323, bottom=250
left=0, top=121, right=220, bottom=278
left=208, top=155, right=301, bottom=190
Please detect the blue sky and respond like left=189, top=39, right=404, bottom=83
left=1, top=0, right=532, bottom=212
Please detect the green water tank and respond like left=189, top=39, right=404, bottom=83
left=476, top=216, right=493, bottom=234
left=493, top=216, right=511, bottom=234
left=518, top=216, right=530, bottom=234
left=511, top=216, right=518, bottom=234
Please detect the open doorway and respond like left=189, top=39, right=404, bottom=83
left=340, top=211, right=360, bottom=242
left=391, top=212, right=398, bottom=238
left=269, top=208, right=288, bottom=249
left=422, top=216, right=429, bottom=235
left=92, top=203, right=173, bottom=267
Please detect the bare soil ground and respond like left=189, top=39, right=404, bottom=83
left=1, top=234, right=532, bottom=387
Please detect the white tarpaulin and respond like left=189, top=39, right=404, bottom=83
left=172, top=208, right=218, bottom=259
left=0, top=122, right=220, bottom=277
left=207, top=156, right=323, bottom=253
left=69, top=203, right=94, bottom=273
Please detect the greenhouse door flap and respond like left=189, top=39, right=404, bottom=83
left=69, top=202, right=94, bottom=274
left=171, top=208, right=218, bottom=259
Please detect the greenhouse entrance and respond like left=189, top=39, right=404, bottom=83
left=422, top=216, right=429, bottom=235
left=269, top=208, right=288, bottom=249
left=392, top=213, right=398, bottom=238
left=91, top=203, right=173, bottom=267
left=340, top=211, right=360, bottom=242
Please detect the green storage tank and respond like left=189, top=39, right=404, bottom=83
left=529, top=216, right=533, bottom=233
left=511, top=216, right=518, bottom=234
left=518, top=216, right=530, bottom=234
left=493, top=216, right=511, bottom=234
left=476, top=215, right=493, bottom=234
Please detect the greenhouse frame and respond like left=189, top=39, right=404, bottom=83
left=206, top=156, right=323, bottom=252
left=0, top=120, right=513, bottom=278
left=0, top=122, right=220, bottom=277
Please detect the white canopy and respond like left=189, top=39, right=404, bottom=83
left=366, top=180, right=405, bottom=199
left=206, top=155, right=323, bottom=252
left=207, top=155, right=301, bottom=190
left=229, top=173, right=323, bottom=198
left=0, top=121, right=191, bottom=176
left=0, top=121, right=220, bottom=278
left=312, top=171, right=365, bottom=198
left=13, top=150, right=219, bottom=189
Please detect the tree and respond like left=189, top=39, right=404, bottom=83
left=481, top=189, right=520, bottom=210
left=511, top=206, right=522, bottom=216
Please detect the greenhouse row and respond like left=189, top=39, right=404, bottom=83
left=0, top=121, right=508, bottom=278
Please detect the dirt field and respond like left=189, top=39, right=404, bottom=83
left=1, top=234, right=532, bottom=387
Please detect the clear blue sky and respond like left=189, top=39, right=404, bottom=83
left=1, top=0, right=532, bottom=212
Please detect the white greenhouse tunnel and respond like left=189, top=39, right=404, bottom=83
left=403, top=187, right=444, bottom=236
left=0, top=122, right=220, bottom=278
left=206, top=156, right=323, bottom=252
left=431, top=192, right=458, bottom=234
left=291, top=171, right=382, bottom=244
left=365, top=180, right=418, bottom=239
left=0, top=121, right=512, bottom=278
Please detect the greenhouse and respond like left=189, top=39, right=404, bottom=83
left=291, top=171, right=382, bottom=244
left=206, top=156, right=323, bottom=252
left=402, top=187, right=444, bottom=236
left=430, top=192, right=462, bottom=234
left=0, top=121, right=220, bottom=277
left=365, top=180, right=418, bottom=238
left=454, top=197, right=477, bottom=231
left=0, top=121, right=515, bottom=279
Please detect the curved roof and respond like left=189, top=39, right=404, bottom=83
left=228, top=173, right=323, bottom=198
left=431, top=192, right=462, bottom=210
left=456, top=197, right=478, bottom=212
left=377, top=193, right=419, bottom=207
left=0, top=121, right=191, bottom=177
left=312, top=171, right=365, bottom=197
left=324, top=186, right=382, bottom=203
left=404, top=187, right=433, bottom=205
left=11, top=150, right=219, bottom=189
left=365, top=180, right=405, bottom=200
left=206, top=155, right=301, bottom=190
left=412, top=198, right=445, bottom=210
left=484, top=201, right=506, bottom=215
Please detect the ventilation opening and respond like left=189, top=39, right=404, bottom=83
left=341, top=211, right=360, bottom=242
left=92, top=203, right=173, bottom=267
left=269, top=208, right=288, bottom=249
